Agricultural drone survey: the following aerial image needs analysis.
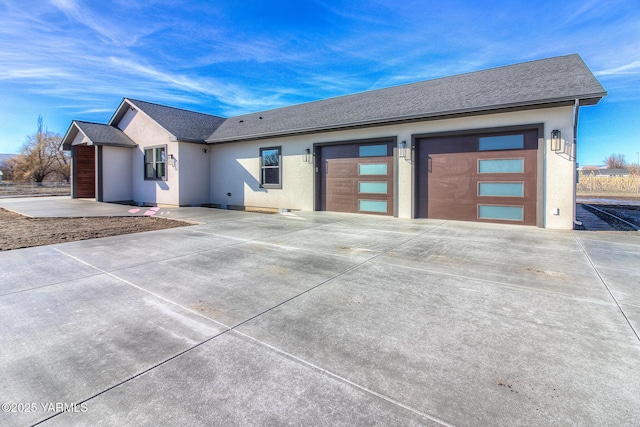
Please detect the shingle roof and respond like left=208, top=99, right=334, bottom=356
left=207, top=54, right=606, bottom=143
left=60, top=121, right=137, bottom=150
left=125, top=99, right=226, bottom=143
left=74, top=121, right=137, bottom=147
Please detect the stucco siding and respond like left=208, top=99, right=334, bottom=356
left=210, top=139, right=314, bottom=210
left=117, top=109, right=180, bottom=206
left=178, top=143, right=210, bottom=206
left=210, top=106, right=576, bottom=228
left=102, top=146, right=133, bottom=202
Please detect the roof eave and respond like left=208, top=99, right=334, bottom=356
left=206, top=93, right=607, bottom=144
left=169, top=137, right=208, bottom=144
left=60, top=121, right=81, bottom=151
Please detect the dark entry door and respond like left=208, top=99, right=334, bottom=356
left=75, top=145, right=96, bottom=198
left=318, top=141, right=394, bottom=215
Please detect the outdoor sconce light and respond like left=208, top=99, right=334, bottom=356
left=398, top=140, right=407, bottom=158
left=167, top=154, right=176, bottom=166
left=303, top=148, right=313, bottom=164
left=202, top=148, right=208, bottom=154
left=551, top=130, right=562, bottom=152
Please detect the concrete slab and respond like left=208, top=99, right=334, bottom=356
left=376, top=231, right=610, bottom=300
left=1, top=197, right=639, bottom=426
left=237, top=262, right=640, bottom=426
left=0, top=246, right=100, bottom=294
left=112, top=242, right=358, bottom=326
left=261, top=222, right=427, bottom=262
left=620, top=303, right=640, bottom=335
left=54, top=227, right=243, bottom=271
left=0, top=197, right=150, bottom=218
left=0, top=274, right=224, bottom=427
left=574, top=236, right=640, bottom=270
left=49, top=332, right=437, bottom=426
left=187, top=214, right=322, bottom=240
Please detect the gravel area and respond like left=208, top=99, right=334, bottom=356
left=0, top=208, right=191, bottom=250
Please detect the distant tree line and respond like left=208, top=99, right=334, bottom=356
left=0, top=116, right=70, bottom=182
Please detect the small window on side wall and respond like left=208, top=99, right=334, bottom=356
left=144, top=145, right=167, bottom=180
left=260, top=146, right=281, bottom=188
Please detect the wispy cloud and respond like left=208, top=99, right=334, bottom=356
left=595, top=61, right=640, bottom=76
left=50, top=0, right=165, bottom=47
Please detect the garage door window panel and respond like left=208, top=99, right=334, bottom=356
left=478, top=158, right=524, bottom=173
left=359, top=182, right=388, bottom=194
left=358, top=163, right=388, bottom=175
left=479, top=134, right=524, bottom=151
left=359, top=200, right=388, bottom=213
left=478, top=182, right=524, bottom=197
left=359, top=145, right=388, bottom=157
left=260, top=147, right=281, bottom=188
left=478, top=205, right=524, bottom=221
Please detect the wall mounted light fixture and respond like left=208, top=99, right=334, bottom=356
left=167, top=154, right=176, bottom=167
left=303, top=148, right=313, bottom=164
left=398, top=140, right=407, bottom=158
left=551, top=130, right=562, bottom=152
left=202, top=148, right=208, bottom=154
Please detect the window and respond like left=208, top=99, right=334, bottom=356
left=144, top=145, right=166, bottom=180
left=260, top=146, right=281, bottom=188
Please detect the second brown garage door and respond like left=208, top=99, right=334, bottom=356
left=317, top=141, right=394, bottom=215
left=415, top=129, right=538, bottom=225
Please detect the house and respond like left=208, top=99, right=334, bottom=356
left=580, top=168, right=631, bottom=178
left=61, top=54, right=606, bottom=229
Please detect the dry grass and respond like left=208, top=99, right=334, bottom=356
left=577, top=174, right=640, bottom=198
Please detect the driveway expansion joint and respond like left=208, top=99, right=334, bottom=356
left=572, top=232, right=640, bottom=342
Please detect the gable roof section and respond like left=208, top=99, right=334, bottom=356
left=207, top=54, right=606, bottom=143
left=60, top=121, right=136, bottom=150
left=110, top=98, right=226, bottom=143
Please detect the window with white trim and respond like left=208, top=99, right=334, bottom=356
left=260, top=146, right=281, bottom=188
left=144, top=145, right=167, bottom=180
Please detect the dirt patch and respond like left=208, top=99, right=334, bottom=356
left=0, top=208, right=192, bottom=251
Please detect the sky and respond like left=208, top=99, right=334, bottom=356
left=0, top=0, right=639, bottom=166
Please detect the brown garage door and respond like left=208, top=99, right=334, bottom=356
left=318, top=141, right=394, bottom=215
left=416, top=130, right=538, bottom=225
left=75, top=145, right=96, bottom=198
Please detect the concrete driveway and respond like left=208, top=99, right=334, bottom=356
left=1, top=198, right=639, bottom=426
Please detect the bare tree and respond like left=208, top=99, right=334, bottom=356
left=602, top=153, right=627, bottom=169
left=0, top=158, right=14, bottom=181
left=10, top=116, right=69, bottom=182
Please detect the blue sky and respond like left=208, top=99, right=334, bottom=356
left=0, top=0, right=638, bottom=166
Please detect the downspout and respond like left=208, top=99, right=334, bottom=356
left=573, top=99, right=580, bottom=227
